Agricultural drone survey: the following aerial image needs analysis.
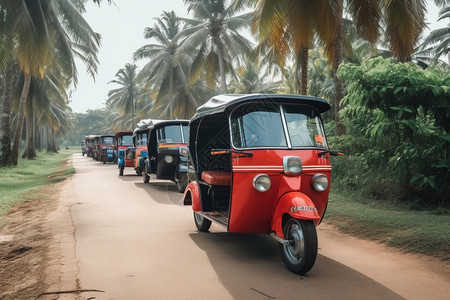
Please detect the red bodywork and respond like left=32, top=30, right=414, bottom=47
left=185, top=149, right=331, bottom=236
left=115, top=132, right=134, bottom=167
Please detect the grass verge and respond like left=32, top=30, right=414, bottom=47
left=325, top=191, right=450, bottom=260
left=0, top=149, right=77, bottom=226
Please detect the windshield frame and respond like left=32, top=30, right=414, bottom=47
left=229, top=102, right=328, bottom=151
left=156, top=124, right=188, bottom=144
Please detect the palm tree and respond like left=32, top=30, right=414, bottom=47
left=419, top=6, right=450, bottom=64
left=252, top=0, right=329, bottom=95
left=0, top=0, right=100, bottom=165
left=107, top=63, right=140, bottom=130
left=179, top=0, right=253, bottom=93
left=20, top=64, right=72, bottom=158
left=134, top=11, right=214, bottom=119
left=229, top=54, right=281, bottom=93
left=252, top=0, right=426, bottom=135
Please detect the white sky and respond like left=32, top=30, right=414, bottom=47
left=69, top=0, right=445, bottom=113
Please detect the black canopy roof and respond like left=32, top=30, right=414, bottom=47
left=191, top=94, right=331, bottom=122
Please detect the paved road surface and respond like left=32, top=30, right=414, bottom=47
left=67, top=154, right=449, bottom=299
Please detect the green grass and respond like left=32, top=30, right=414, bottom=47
left=325, top=191, right=450, bottom=259
left=0, top=149, right=77, bottom=224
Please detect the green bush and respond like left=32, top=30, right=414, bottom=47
left=331, top=57, right=450, bottom=207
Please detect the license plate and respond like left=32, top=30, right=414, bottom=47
left=108, top=154, right=113, bottom=158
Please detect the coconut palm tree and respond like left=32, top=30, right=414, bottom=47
left=0, top=0, right=100, bottom=165
left=229, top=54, right=281, bottom=93
left=419, top=6, right=450, bottom=64
left=252, top=0, right=426, bottom=135
left=179, top=0, right=254, bottom=93
left=134, top=11, right=214, bottom=119
left=107, top=63, right=140, bottom=130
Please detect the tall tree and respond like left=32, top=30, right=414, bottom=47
left=179, top=0, right=253, bottom=93
left=0, top=0, right=100, bottom=165
left=419, top=6, right=450, bottom=64
left=107, top=63, right=140, bottom=130
left=134, top=11, right=214, bottom=119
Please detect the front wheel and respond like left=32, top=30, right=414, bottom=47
left=143, top=172, right=150, bottom=183
left=119, top=165, right=124, bottom=176
left=194, top=212, right=211, bottom=232
left=280, top=218, right=317, bottom=275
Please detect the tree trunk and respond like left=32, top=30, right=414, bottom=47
left=215, top=38, right=229, bottom=94
left=11, top=74, right=32, bottom=165
left=0, top=62, right=16, bottom=166
left=300, top=47, right=309, bottom=95
left=333, top=0, right=346, bottom=136
left=22, top=95, right=36, bottom=159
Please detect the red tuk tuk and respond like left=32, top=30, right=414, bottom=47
left=96, top=135, right=116, bottom=163
left=85, top=135, right=98, bottom=158
left=115, top=131, right=134, bottom=176
left=142, top=119, right=189, bottom=192
left=183, top=94, right=342, bottom=275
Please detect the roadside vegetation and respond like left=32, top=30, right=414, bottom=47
left=0, top=150, right=76, bottom=226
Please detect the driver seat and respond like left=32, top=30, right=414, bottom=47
left=201, top=171, right=232, bottom=186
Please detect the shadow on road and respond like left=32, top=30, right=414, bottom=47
left=134, top=180, right=184, bottom=206
left=189, top=231, right=404, bottom=299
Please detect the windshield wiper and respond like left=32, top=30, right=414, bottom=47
left=211, top=149, right=253, bottom=157
left=318, top=150, right=344, bottom=157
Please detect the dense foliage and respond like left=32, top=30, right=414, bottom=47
left=331, top=58, right=449, bottom=206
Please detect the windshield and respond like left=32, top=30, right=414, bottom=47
left=231, top=104, right=326, bottom=149
left=119, top=135, right=133, bottom=146
left=157, top=125, right=186, bottom=143
left=102, top=137, right=114, bottom=145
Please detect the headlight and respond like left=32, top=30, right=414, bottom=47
left=253, top=174, right=271, bottom=192
left=283, top=156, right=302, bottom=176
left=311, top=174, right=329, bottom=192
left=164, top=155, right=174, bottom=164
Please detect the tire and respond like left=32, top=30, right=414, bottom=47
left=119, top=165, right=124, bottom=176
left=194, top=212, right=211, bottom=232
left=176, top=175, right=188, bottom=193
left=143, top=172, right=150, bottom=183
left=280, top=218, right=317, bottom=275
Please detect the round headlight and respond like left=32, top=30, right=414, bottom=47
left=311, top=174, right=329, bottom=192
left=253, top=174, right=271, bottom=192
left=164, top=155, right=174, bottom=164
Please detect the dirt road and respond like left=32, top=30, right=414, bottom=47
left=2, top=153, right=449, bottom=299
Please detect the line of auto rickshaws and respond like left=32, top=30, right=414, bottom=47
left=82, top=118, right=189, bottom=192
left=80, top=94, right=343, bottom=276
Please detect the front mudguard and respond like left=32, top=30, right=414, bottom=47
left=183, top=181, right=201, bottom=212
left=272, top=192, right=320, bottom=238
left=118, top=157, right=124, bottom=166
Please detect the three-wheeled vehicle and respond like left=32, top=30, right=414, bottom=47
left=85, top=135, right=98, bottom=158
left=183, top=94, right=342, bottom=275
left=130, top=119, right=151, bottom=176
left=96, top=134, right=116, bottom=163
left=115, top=131, right=134, bottom=176
left=142, top=119, right=189, bottom=192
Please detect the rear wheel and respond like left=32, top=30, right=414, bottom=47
left=119, top=165, right=124, bottom=176
left=143, top=172, right=150, bottom=183
left=194, top=212, right=211, bottom=232
left=280, top=218, right=317, bottom=275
